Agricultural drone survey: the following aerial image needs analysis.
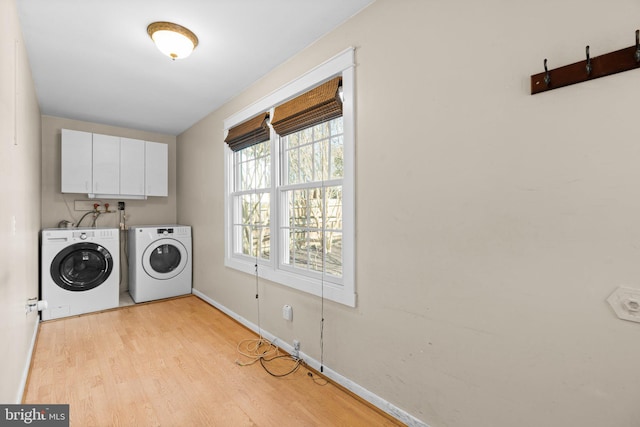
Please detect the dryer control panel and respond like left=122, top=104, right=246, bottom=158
left=157, top=228, right=174, bottom=235
left=151, top=226, right=190, bottom=237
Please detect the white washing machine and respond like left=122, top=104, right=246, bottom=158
left=128, top=225, right=192, bottom=303
left=40, top=228, right=120, bottom=320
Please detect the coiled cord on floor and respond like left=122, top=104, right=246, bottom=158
left=235, top=338, right=302, bottom=378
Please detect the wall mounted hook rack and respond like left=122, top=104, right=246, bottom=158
left=531, top=29, right=640, bottom=94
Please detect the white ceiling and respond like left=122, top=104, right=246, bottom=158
left=17, top=0, right=374, bottom=136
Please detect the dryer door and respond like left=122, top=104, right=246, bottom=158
left=142, top=238, right=188, bottom=280
left=51, top=242, right=114, bottom=291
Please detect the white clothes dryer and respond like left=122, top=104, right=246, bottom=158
left=40, top=228, right=120, bottom=320
left=128, top=225, right=192, bottom=303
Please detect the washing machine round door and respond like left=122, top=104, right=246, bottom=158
left=142, top=238, right=188, bottom=280
left=50, top=242, right=114, bottom=291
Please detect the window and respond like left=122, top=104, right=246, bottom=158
left=224, top=48, right=355, bottom=307
left=232, top=141, right=271, bottom=261
left=279, top=117, right=344, bottom=283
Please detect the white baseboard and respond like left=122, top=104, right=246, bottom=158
left=17, top=317, right=39, bottom=403
left=192, top=289, right=429, bottom=427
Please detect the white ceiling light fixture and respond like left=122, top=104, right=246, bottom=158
left=147, top=21, right=199, bottom=60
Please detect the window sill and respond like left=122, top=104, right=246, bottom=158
left=224, top=256, right=356, bottom=307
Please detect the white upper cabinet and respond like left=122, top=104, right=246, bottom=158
left=92, top=133, right=120, bottom=195
left=61, top=129, right=92, bottom=194
left=145, top=141, right=168, bottom=197
left=61, top=129, right=168, bottom=198
left=120, top=138, right=145, bottom=196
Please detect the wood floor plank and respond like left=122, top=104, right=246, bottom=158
left=23, top=295, right=403, bottom=426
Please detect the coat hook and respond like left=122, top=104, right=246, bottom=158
left=635, top=30, right=640, bottom=63
left=585, top=45, right=592, bottom=76
left=543, top=58, right=551, bottom=86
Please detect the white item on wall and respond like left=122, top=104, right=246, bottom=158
left=120, top=138, right=145, bottom=196
left=145, top=141, right=168, bottom=197
left=60, top=128, right=168, bottom=199
left=282, top=304, right=293, bottom=321
left=25, top=299, right=48, bottom=314
left=92, top=133, right=120, bottom=195
left=607, top=286, right=640, bottom=323
left=61, top=129, right=92, bottom=194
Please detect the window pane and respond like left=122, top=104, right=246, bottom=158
left=326, top=231, right=342, bottom=277
left=241, top=194, right=253, bottom=224
left=250, top=227, right=261, bottom=258
left=330, top=116, right=343, bottom=135
left=287, top=133, right=299, bottom=148
left=326, top=186, right=342, bottom=230
left=258, top=193, right=270, bottom=226
left=240, top=145, right=254, bottom=162
left=291, top=230, right=308, bottom=268
left=239, top=160, right=251, bottom=191
left=287, top=149, right=299, bottom=183
left=262, top=156, right=271, bottom=188
left=313, top=121, right=329, bottom=140
left=290, top=189, right=307, bottom=226
left=236, top=142, right=270, bottom=191
left=313, top=141, right=326, bottom=181
left=299, top=128, right=313, bottom=144
left=282, top=117, right=342, bottom=186
left=299, top=144, right=313, bottom=183
left=330, top=137, right=343, bottom=179
left=241, top=226, right=252, bottom=256
left=260, top=226, right=270, bottom=260
left=254, top=140, right=269, bottom=157
left=309, top=231, right=323, bottom=272
left=309, top=188, right=323, bottom=230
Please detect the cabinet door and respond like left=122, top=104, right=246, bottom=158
left=120, top=138, right=145, bottom=196
left=145, top=141, right=168, bottom=197
left=92, top=134, right=120, bottom=195
left=61, top=129, right=92, bottom=193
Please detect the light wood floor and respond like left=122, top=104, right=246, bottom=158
left=24, top=295, right=402, bottom=426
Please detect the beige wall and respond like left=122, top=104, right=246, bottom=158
left=0, top=0, right=42, bottom=403
left=178, top=0, right=640, bottom=426
left=40, top=116, right=177, bottom=292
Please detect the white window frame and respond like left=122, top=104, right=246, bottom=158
left=224, top=48, right=356, bottom=307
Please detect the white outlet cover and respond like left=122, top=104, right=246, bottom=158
left=282, top=304, right=293, bottom=321
left=607, top=286, right=640, bottom=323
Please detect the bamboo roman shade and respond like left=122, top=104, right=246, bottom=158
left=271, top=76, right=342, bottom=137
left=224, top=112, right=270, bottom=152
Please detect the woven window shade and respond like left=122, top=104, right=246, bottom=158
left=271, top=76, right=342, bottom=137
left=225, top=112, right=270, bottom=152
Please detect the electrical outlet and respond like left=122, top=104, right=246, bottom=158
left=293, top=340, right=300, bottom=358
left=282, top=304, right=293, bottom=321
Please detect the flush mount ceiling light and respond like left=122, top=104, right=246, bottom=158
left=147, top=21, right=198, bottom=60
